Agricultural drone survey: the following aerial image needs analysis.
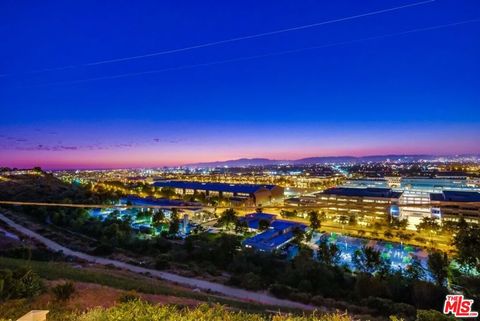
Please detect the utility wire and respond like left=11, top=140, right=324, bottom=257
left=84, top=0, right=435, bottom=66
left=27, top=18, right=480, bottom=87
left=3, top=0, right=435, bottom=76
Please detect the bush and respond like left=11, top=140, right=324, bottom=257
left=0, top=299, right=30, bottom=320
left=240, top=272, right=263, bottom=291
left=154, top=255, right=170, bottom=270
left=289, top=292, right=311, bottom=304
left=310, top=295, right=324, bottom=306
left=43, top=301, right=353, bottom=321
left=118, top=290, right=141, bottom=303
left=416, top=309, right=456, bottom=321
left=0, top=267, right=43, bottom=300
left=92, top=244, right=114, bottom=256
left=51, top=281, right=75, bottom=301
left=269, top=283, right=294, bottom=299
left=362, top=296, right=415, bottom=318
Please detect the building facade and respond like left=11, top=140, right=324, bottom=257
left=430, top=190, right=480, bottom=225
left=153, top=180, right=284, bottom=206
left=312, top=187, right=402, bottom=226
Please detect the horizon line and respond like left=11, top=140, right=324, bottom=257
left=2, top=152, right=479, bottom=171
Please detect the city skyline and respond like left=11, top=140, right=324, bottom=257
left=1, top=0, right=480, bottom=169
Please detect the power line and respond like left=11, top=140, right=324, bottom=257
left=6, top=0, right=435, bottom=76
left=84, top=0, right=435, bottom=66
left=27, top=18, right=480, bottom=87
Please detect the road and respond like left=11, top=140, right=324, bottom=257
left=2, top=199, right=465, bottom=209
left=0, top=212, right=315, bottom=311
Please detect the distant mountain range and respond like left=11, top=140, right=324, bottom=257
left=184, top=154, right=463, bottom=168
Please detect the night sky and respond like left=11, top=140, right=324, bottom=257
left=1, top=0, right=479, bottom=169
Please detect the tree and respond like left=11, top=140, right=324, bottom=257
left=107, top=209, right=120, bottom=221
left=0, top=267, right=43, bottom=300
left=308, top=210, right=321, bottom=231
left=348, top=214, right=357, bottom=226
left=258, top=219, right=270, bottom=231
left=338, top=215, right=348, bottom=226
left=427, top=251, right=449, bottom=287
left=234, top=219, right=248, bottom=234
left=318, top=211, right=327, bottom=222
left=416, top=217, right=440, bottom=234
left=217, top=208, right=238, bottom=230
left=352, top=246, right=388, bottom=274
left=168, top=209, right=180, bottom=235
left=280, top=209, right=297, bottom=218
left=389, top=217, right=408, bottom=230
left=317, top=239, right=341, bottom=266
left=453, top=223, right=480, bottom=270
left=384, top=230, right=393, bottom=239
left=405, top=255, right=426, bottom=280
left=291, top=227, right=305, bottom=246
left=152, top=210, right=165, bottom=228
left=136, top=209, right=152, bottom=222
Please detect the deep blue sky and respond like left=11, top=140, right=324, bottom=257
left=1, top=0, right=479, bottom=169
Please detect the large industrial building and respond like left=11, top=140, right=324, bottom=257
left=313, top=187, right=402, bottom=225
left=334, top=176, right=480, bottom=229
left=430, top=190, right=480, bottom=225
left=153, top=180, right=284, bottom=206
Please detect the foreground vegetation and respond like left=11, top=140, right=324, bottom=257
left=0, top=257, right=288, bottom=314
left=0, top=299, right=456, bottom=321
left=0, top=300, right=351, bottom=321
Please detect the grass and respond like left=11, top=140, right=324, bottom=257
left=1, top=301, right=354, bottom=321
left=0, top=256, right=304, bottom=314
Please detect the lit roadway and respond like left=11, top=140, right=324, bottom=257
left=3, top=200, right=479, bottom=209
left=0, top=212, right=316, bottom=311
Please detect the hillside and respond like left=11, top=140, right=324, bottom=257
left=185, top=154, right=442, bottom=167
left=0, top=172, right=114, bottom=204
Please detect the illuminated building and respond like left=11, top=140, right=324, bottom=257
left=430, top=191, right=480, bottom=224
left=153, top=180, right=284, bottom=206
left=397, top=177, right=480, bottom=228
left=242, top=213, right=307, bottom=252
left=342, top=178, right=389, bottom=188
left=312, top=187, right=402, bottom=225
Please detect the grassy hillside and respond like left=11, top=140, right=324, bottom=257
left=0, top=257, right=301, bottom=315
left=0, top=172, right=115, bottom=204
left=0, top=173, right=82, bottom=202
left=1, top=301, right=353, bottom=321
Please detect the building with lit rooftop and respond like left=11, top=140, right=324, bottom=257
left=153, top=180, right=284, bottom=206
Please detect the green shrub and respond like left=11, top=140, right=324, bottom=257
left=51, top=281, right=75, bottom=301
left=240, top=272, right=263, bottom=291
left=268, top=283, right=294, bottom=299
left=118, top=290, right=141, bottom=303
left=416, top=309, right=456, bottom=321
left=154, top=255, right=170, bottom=270
left=58, top=301, right=354, bottom=321
left=0, top=267, right=43, bottom=300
